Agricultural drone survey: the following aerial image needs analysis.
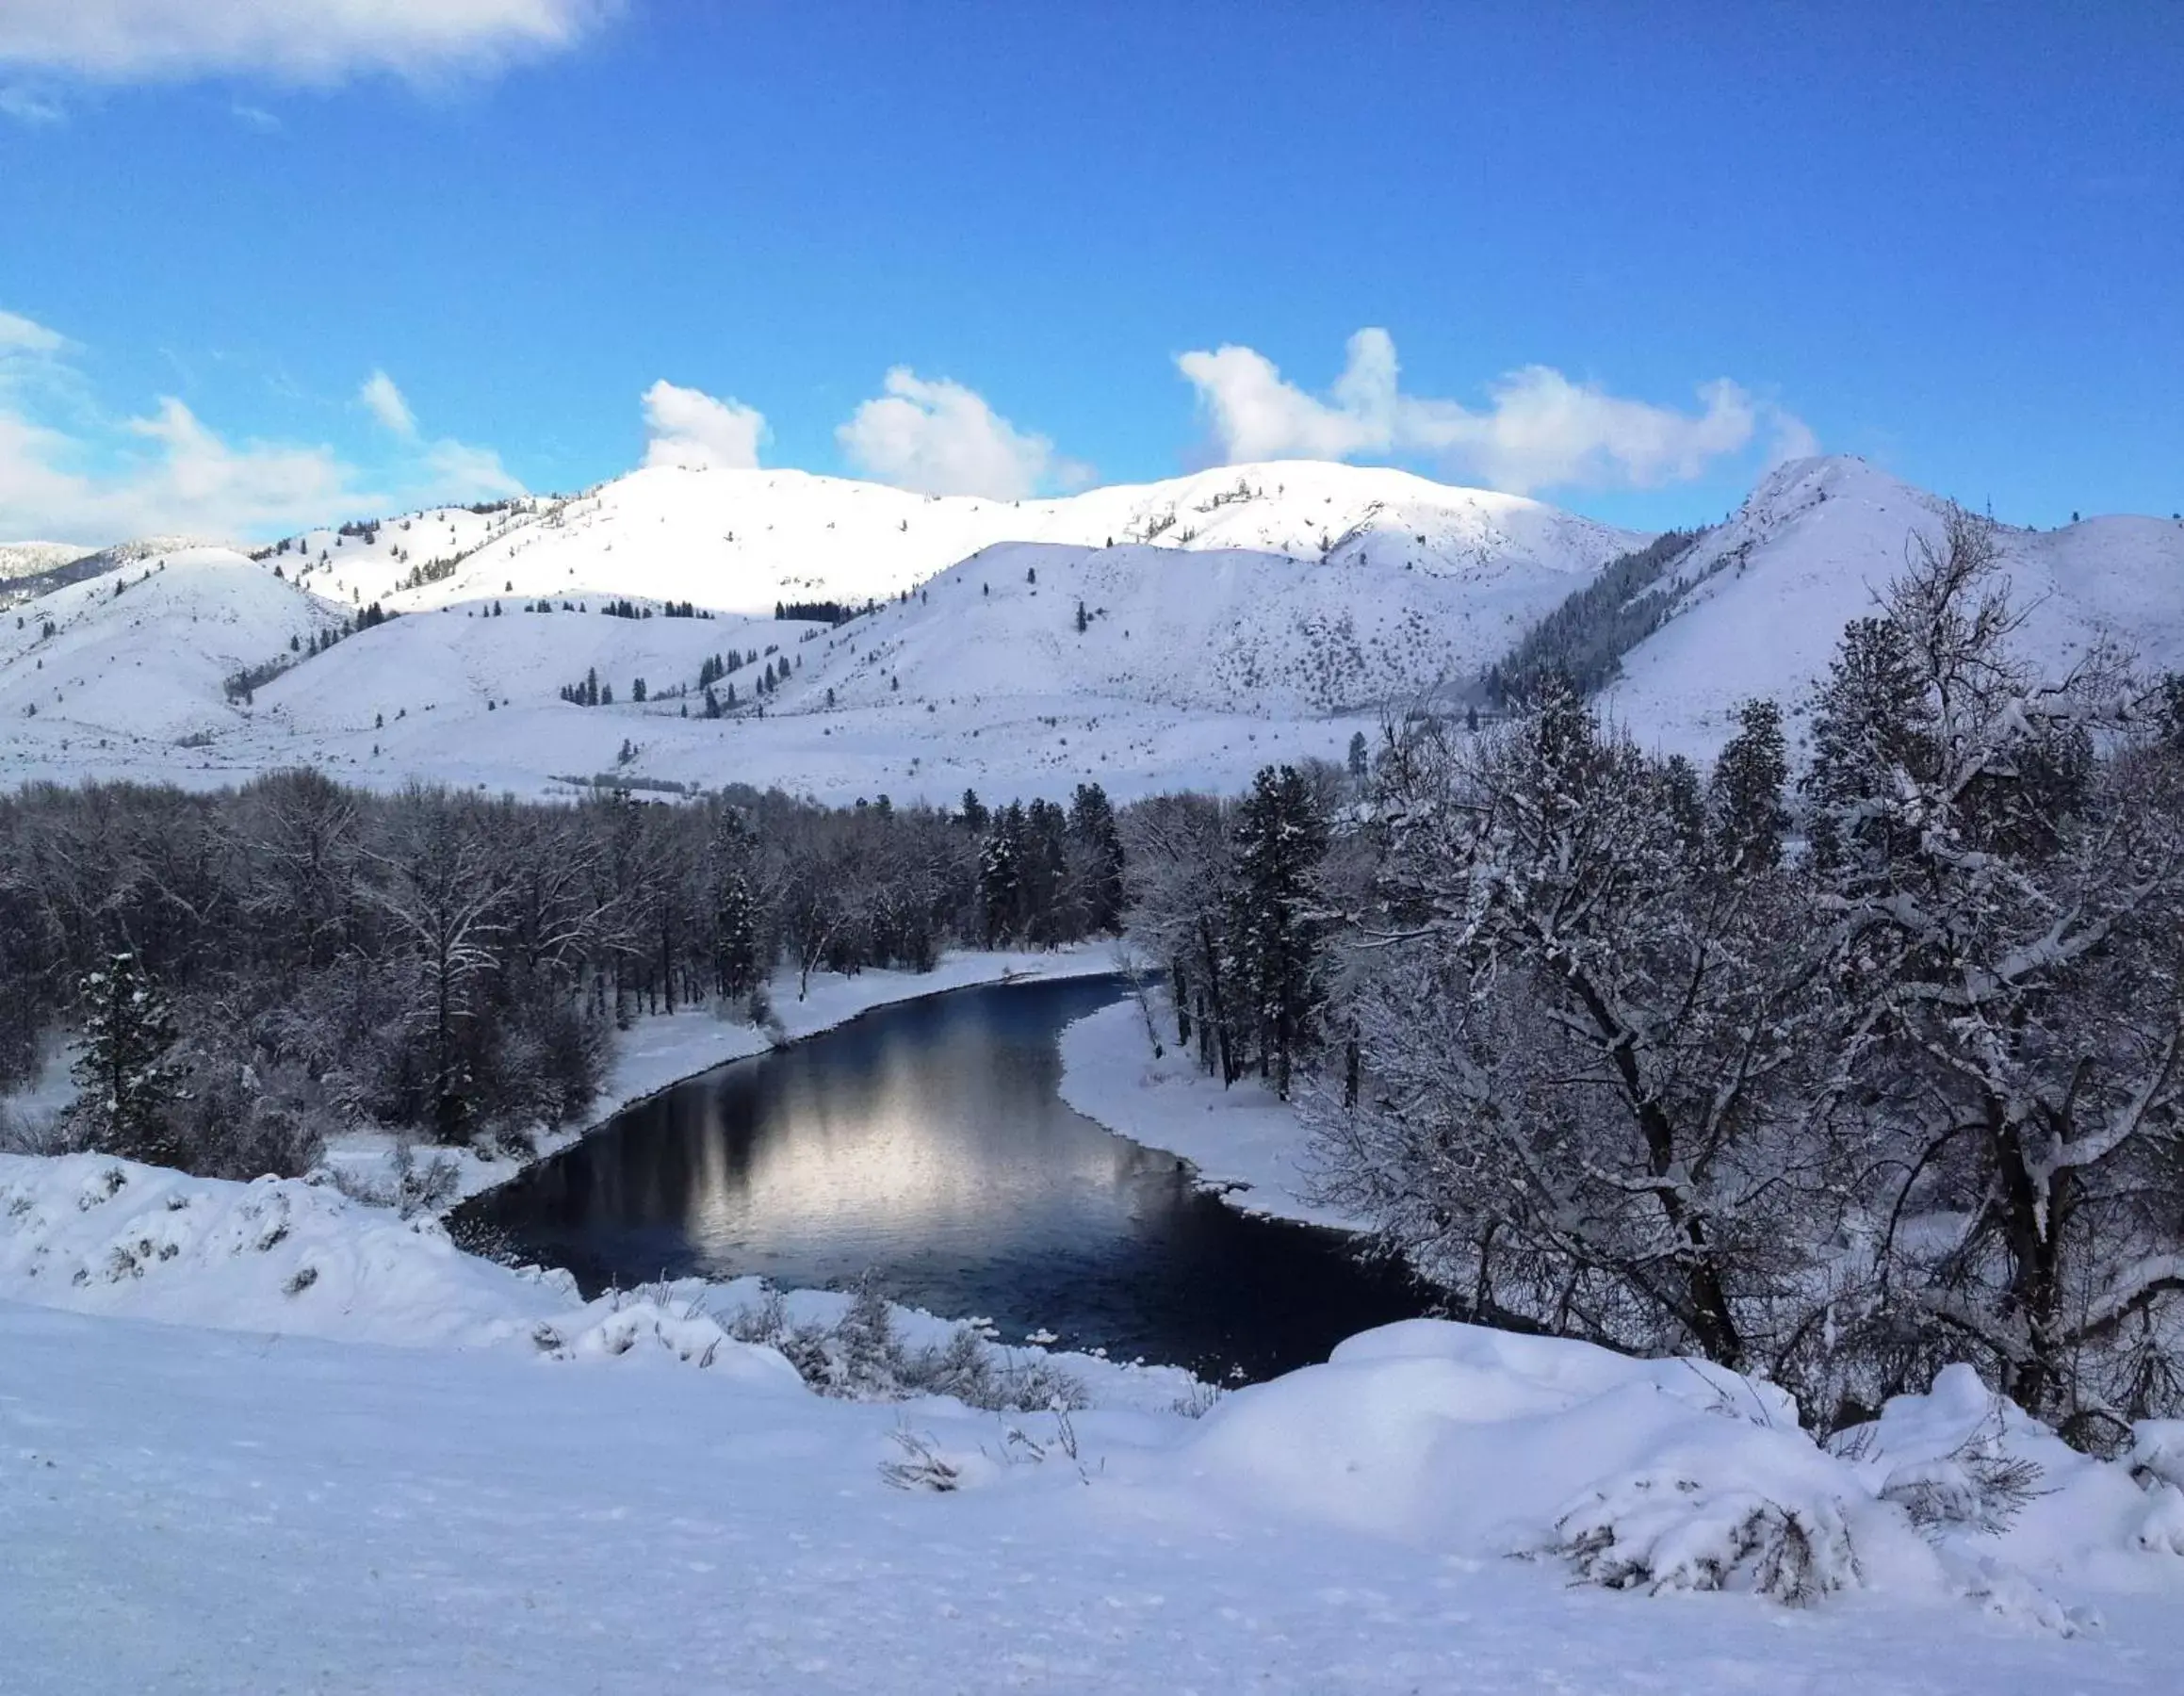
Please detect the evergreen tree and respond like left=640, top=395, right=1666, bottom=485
left=958, top=789, right=989, bottom=834
left=1225, top=765, right=1328, bottom=1097
left=1709, top=698, right=1790, bottom=871
left=71, top=951, right=183, bottom=1164
left=709, top=812, right=762, bottom=1000
left=1068, top=781, right=1126, bottom=932
left=978, top=806, right=1025, bottom=945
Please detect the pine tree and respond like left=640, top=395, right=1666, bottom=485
left=1068, top=781, right=1126, bottom=932
left=1709, top=698, right=1790, bottom=871
left=1225, top=765, right=1328, bottom=1097
left=978, top=806, right=1025, bottom=945
left=71, top=951, right=183, bottom=1165
left=710, top=812, right=762, bottom=1000
left=959, top=789, right=989, bottom=834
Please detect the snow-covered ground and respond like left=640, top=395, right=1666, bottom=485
left=1057, top=995, right=1349, bottom=1231
left=319, top=944, right=1123, bottom=1209
left=8, top=1284, right=2184, bottom=1692
left=9, top=947, right=2184, bottom=1688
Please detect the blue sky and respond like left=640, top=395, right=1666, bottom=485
left=1, top=1, right=2178, bottom=543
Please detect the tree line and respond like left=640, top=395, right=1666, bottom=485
left=1126, top=507, right=2184, bottom=1449
left=0, top=775, right=1126, bottom=1182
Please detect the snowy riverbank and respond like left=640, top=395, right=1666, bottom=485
left=1057, top=994, right=1356, bottom=1231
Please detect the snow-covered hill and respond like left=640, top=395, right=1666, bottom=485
left=0, top=546, right=341, bottom=750
left=0, top=461, right=1642, bottom=800
left=1601, top=456, right=2184, bottom=755
left=0, top=541, right=88, bottom=582
left=8, top=454, right=2183, bottom=801
left=271, top=460, right=1642, bottom=621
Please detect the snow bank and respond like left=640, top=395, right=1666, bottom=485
left=1160, top=1319, right=1941, bottom=1604
left=1829, top=1363, right=2184, bottom=1628
left=0, top=1148, right=1195, bottom=1413
left=1056, top=994, right=1353, bottom=1228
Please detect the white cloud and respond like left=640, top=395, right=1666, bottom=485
left=0, top=308, right=69, bottom=356
left=419, top=437, right=521, bottom=499
left=230, top=101, right=281, bottom=131
left=1178, top=328, right=1809, bottom=495
left=359, top=369, right=416, bottom=437
left=0, top=0, right=616, bottom=85
left=0, top=313, right=523, bottom=543
left=641, top=379, right=765, bottom=472
left=836, top=368, right=1087, bottom=500
left=0, top=84, right=63, bottom=123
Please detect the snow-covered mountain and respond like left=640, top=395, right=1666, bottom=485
left=268, top=460, right=1641, bottom=621
left=0, top=541, right=90, bottom=583
left=0, top=546, right=336, bottom=747
left=5, top=454, right=2182, bottom=801
left=0, top=461, right=1640, bottom=800
left=1600, top=456, right=2184, bottom=755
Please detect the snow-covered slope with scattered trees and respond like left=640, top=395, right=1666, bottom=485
left=0, top=541, right=88, bottom=582
left=1600, top=456, right=2184, bottom=755
left=6, top=454, right=2183, bottom=801
left=267, top=460, right=1642, bottom=620
left=0, top=462, right=1640, bottom=800
left=0, top=546, right=341, bottom=748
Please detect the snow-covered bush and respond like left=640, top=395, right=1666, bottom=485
left=1549, top=1473, right=1855, bottom=1604
left=726, top=1276, right=1087, bottom=1411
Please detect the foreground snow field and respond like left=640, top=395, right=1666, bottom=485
left=8, top=1296, right=2184, bottom=1694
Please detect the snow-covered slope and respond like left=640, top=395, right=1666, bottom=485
left=1603, top=456, right=2184, bottom=756
left=0, top=540, right=88, bottom=582
left=274, top=461, right=1643, bottom=621
left=10, top=454, right=2180, bottom=800
left=0, top=546, right=342, bottom=748
left=1, top=461, right=1643, bottom=800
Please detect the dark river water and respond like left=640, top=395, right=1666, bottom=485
left=459, top=974, right=1428, bottom=1380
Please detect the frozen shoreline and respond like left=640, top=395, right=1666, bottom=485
left=1056, top=992, right=1364, bottom=1233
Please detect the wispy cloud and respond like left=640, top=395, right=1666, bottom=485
left=1178, top=328, right=1812, bottom=495
left=0, top=0, right=619, bottom=86
left=0, top=308, right=70, bottom=357
left=359, top=370, right=417, bottom=438
left=230, top=101, right=281, bottom=132
left=0, top=83, right=62, bottom=123
left=0, top=309, right=522, bottom=544
left=837, top=368, right=1088, bottom=500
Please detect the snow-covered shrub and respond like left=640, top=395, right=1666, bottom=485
left=1549, top=1473, right=1856, bottom=1604
left=725, top=1278, right=1087, bottom=1411
left=1833, top=1362, right=2184, bottom=1597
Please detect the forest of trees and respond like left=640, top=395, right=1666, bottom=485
left=1481, top=529, right=1700, bottom=706
left=1126, top=507, right=2184, bottom=1451
left=0, top=775, right=1126, bottom=1183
